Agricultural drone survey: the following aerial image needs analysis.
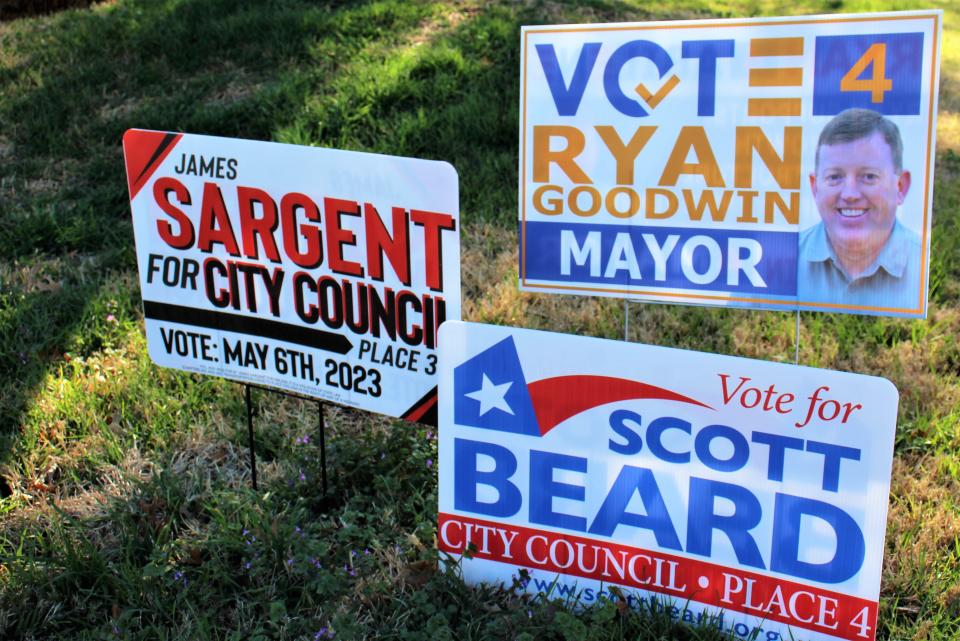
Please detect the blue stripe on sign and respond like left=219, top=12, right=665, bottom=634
left=520, top=221, right=798, bottom=296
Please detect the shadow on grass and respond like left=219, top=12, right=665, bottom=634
left=0, top=0, right=533, bottom=487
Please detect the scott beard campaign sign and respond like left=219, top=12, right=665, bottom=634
left=437, top=321, right=898, bottom=641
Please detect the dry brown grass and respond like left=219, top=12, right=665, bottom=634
left=884, top=456, right=960, bottom=608
left=462, top=223, right=627, bottom=338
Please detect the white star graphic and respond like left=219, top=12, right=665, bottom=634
left=465, top=374, right=514, bottom=416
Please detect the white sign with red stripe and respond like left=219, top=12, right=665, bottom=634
left=123, top=130, right=459, bottom=424
left=438, top=321, right=897, bottom=641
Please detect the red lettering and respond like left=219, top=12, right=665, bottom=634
left=153, top=177, right=195, bottom=249
left=365, top=204, right=411, bottom=285
left=411, top=209, right=455, bottom=290
left=237, top=186, right=280, bottom=262
left=197, top=182, right=240, bottom=256
left=323, top=197, right=363, bottom=276
left=280, top=192, right=323, bottom=269
left=718, top=374, right=750, bottom=404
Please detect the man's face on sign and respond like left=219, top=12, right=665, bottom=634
left=810, top=131, right=911, bottom=253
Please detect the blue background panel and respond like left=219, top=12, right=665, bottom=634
left=520, top=221, right=798, bottom=296
left=813, top=33, right=924, bottom=115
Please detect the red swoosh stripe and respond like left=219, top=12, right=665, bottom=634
left=527, top=375, right=712, bottom=435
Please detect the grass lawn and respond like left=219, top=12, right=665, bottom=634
left=1, top=0, right=959, bottom=639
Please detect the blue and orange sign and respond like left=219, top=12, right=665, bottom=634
left=519, top=12, right=941, bottom=317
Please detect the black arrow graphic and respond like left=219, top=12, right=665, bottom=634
left=142, top=301, right=353, bottom=355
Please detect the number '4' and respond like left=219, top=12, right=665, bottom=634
left=849, top=605, right=873, bottom=638
left=840, top=43, right=893, bottom=103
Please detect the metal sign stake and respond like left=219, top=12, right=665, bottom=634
left=243, top=383, right=330, bottom=496
left=794, top=309, right=801, bottom=365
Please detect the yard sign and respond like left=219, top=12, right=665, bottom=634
left=123, top=130, right=459, bottom=423
left=438, top=321, right=897, bottom=641
left=519, top=11, right=941, bottom=317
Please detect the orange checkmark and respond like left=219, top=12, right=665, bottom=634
left=635, top=74, right=680, bottom=109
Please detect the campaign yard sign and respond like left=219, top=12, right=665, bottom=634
left=438, top=321, right=898, bottom=641
left=123, top=130, right=459, bottom=424
left=519, top=11, right=941, bottom=318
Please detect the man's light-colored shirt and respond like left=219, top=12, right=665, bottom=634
left=797, top=219, right=924, bottom=313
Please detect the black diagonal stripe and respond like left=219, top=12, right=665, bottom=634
left=134, top=132, right=179, bottom=185
left=142, top=301, right=352, bottom=355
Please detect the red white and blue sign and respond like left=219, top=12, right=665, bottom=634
left=438, top=321, right=898, bottom=641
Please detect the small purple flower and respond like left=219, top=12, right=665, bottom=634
left=426, top=458, right=433, bottom=469
left=426, top=430, right=433, bottom=439
left=106, top=314, right=117, bottom=323
left=364, top=548, right=371, bottom=555
left=286, top=558, right=294, bottom=567
left=299, top=470, right=307, bottom=482
left=244, top=561, right=252, bottom=570
left=380, top=452, right=386, bottom=460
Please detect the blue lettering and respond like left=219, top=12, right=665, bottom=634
left=694, top=424, right=749, bottom=472
left=806, top=440, right=861, bottom=492
left=608, top=409, right=644, bottom=455
left=535, top=43, right=602, bottom=116
left=771, top=493, right=865, bottom=583
left=530, top=450, right=587, bottom=531
left=751, top=431, right=804, bottom=482
left=453, top=438, right=521, bottom=517
left=647, top=416, right=691, bottom=463
left=603, top=40, right=674, bottom=117
left=687, top=477, right=765, bottom=568
left=588, top=465, right=682, bottom=550
left=681, top=40, right=735, bottom=116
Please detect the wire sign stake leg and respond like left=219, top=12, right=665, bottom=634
left=245, top=384, right=258, bottom=491
left=318, top=400, right=328, bottom=496
left=624, top=300, right=630, bottom=342
left=794, top=310, right=801, bottom=365
left=242, top=382, right=330, bottom=497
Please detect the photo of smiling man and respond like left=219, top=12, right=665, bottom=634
left=798, top=108, right=924, bottom=313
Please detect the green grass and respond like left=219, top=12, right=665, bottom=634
left=1, top=0, right=959, bottom=639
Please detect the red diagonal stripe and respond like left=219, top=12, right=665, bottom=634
left=122, top=129, right=183, bottom=200
left=527, top=375, right=712, bottom=435
left=402, top=387, right=438, bottom=425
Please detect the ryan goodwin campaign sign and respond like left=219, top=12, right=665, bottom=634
left=518, top=11, right=941, bottom=318
left=123, top=130, right=459, bottom=424
left=438, top=321, right=898, bottom=641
